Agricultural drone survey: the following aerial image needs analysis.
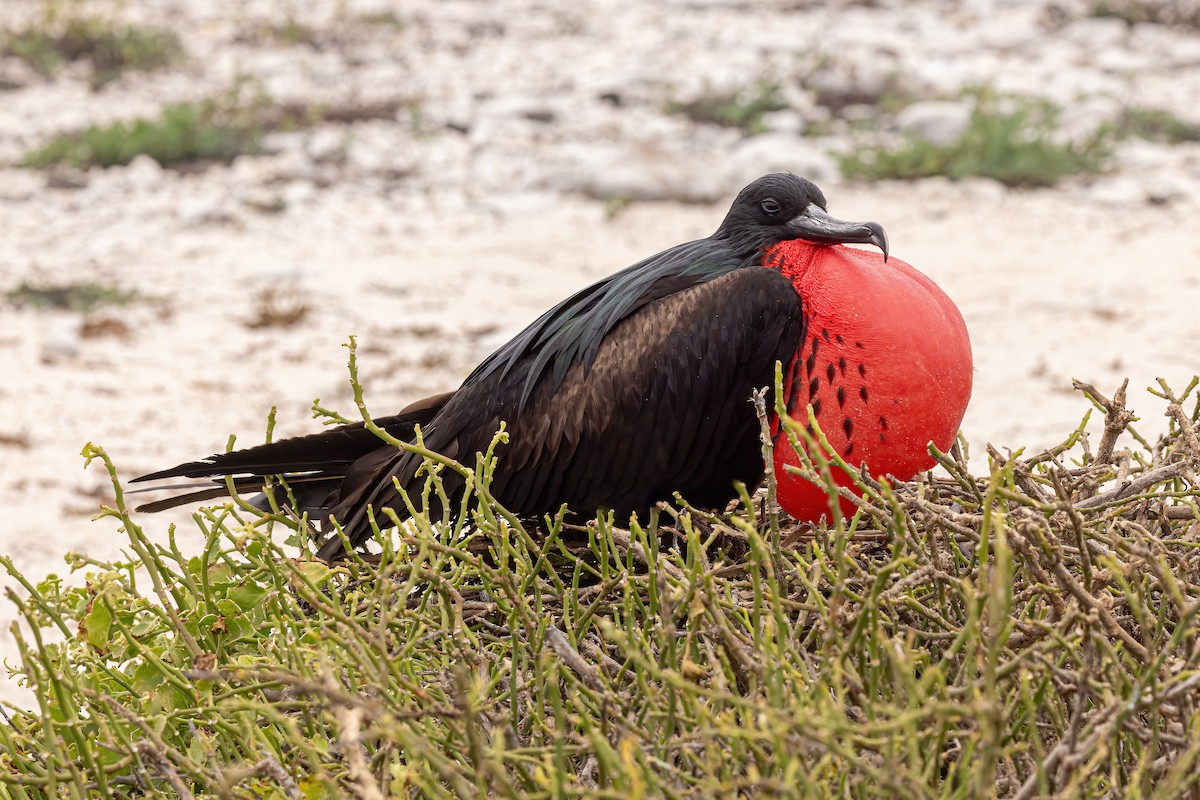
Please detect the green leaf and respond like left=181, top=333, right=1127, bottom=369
left=82, top=600, right=113, bottom=651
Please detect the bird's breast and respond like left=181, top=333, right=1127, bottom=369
left=766, top=241, right=973, bottom=521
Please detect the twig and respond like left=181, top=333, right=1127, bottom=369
left=1073, top=379, right=1134, bottom=466
left=1074, top=462, right=1190, bottom=510
left=547, top=626, right=608, bottom=695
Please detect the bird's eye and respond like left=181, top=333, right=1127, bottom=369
left=761, top=198, right=781, bottom=215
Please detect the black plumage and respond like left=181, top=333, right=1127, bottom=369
left=132, top=174, right=887, bottom=559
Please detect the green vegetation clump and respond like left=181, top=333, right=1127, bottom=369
left=1091, top=0, right=1200, bottom=27
left=20, top=84, right=268, bottom=169
left=355, top=11, right=405, bottom=29
left=668, top=81, right=789, bottom=135
left=2, top=355, right=1199, bottom=797
left=5, top=279, right=150, bottom=312
left=1118, top=106, right=1200, bottom=143
left=19, top=82, right=415, bottom=171
left=3, top=14, right=181, bottom=88
left=839, top=95, right=1113, bottom=187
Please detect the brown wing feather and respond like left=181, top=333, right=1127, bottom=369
left=321, top=268, right=804, bottom=556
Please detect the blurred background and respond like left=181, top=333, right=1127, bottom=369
left=2, top=0, right=1200, bottom=699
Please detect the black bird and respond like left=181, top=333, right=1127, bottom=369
left=133, top=174, right=887, bottom=559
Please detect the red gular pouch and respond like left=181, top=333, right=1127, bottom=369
left=764, top=239, right=973, bottom=522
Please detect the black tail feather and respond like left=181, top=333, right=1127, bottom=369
left=131, top=392, right=453, bottom=513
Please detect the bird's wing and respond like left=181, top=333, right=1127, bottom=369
left=327, top=267, right=805, bottom=553
left=466, top=239, right=748, bottom=411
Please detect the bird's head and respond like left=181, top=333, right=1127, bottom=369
left=715, top=173, right=889, bottom=261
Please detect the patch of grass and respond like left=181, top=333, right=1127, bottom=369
left=3, top=15, right=182, bottom=89
left=20, top=82, right=269, bottom=169
left=20, top=83, right=418, bottom=170
left=668, top=81, right=788, bottom=135
left=1118, top=106, right=1200, bottom=143
left=356, top=10, right=405, bottom=29
left=1092, top=0, right=1200, bottom=27
left=1, top=345, right=1199, bottom=797
left=272, top=18, right=319, bottom=47
left=603, top=194, right=633, bottom=220
left=839, top=95, right=1113, bottom=187
left=244, top=287, right=311, bottom=329
left=5, top=280, right=149, bottom=312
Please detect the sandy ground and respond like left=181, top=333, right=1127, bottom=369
left=3, top=178, right=1200, bottom=706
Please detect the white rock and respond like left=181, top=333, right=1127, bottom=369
left=123, top=154, right=164, bottom=189
left=957, top=177, right=1008, bottom=202
left=281, top=180, right=318, bottom=208
left=560, top=145, right=732, bottom=204
left=474, top=97, right=560, bottom=128
left=177, top=193, right=235, bottom=226
left=760, top=110, right=807, bottom=136
left=263, top=131, right=307, bottom=155
left=40, top=318, right=82, bottom=364
left=0, top=168, right=44, bottom=201
left=1062, top=17, right=1128, bottom=50
left=1056, top=96, right=1122, bottom=147
left=306, top=128, right=349, bottom=164
left=975, top=9, right=1043, bottom=51
left=1143, top=174, right=1192, bottom=205
left=896, top=101, right=973, bottom=146
left=727, top=134, right=839, bottom=185
left=1085, top=176, right=1145, bottom=206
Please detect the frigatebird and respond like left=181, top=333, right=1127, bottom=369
left=134, top=173, right=969, bottom=560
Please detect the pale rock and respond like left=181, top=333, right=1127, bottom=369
left=1117, top=139, right=1181, bottom=171
left=263, top=131, right=307, bottom=156
left=123, top=154, right=164, bottom=189
left=1085, top=176, right=1146, bottom=206
left=472, top=145, right=551, bottom=194
left=306, top=128, right=349, bottom=164
left=957, top=177, right=1009, bottom=202
left=727, top=134, right=839, bottom=185
left=177, top=193, right=235, bottom=226
left=896, top=101, right=973, bottom=146
left=1143, top=174, right=1193, bottom=205
left=476, top=191, right=558, bottom=218
left=264, top=149, right=327, bottom=184
left=475, top=96, right=559, bottom=125
left=908, top=57, right=978, bottom=97
left=1094, top=48, right=1149, bottom=74
left=561, top=145, right=732, bottom=204
left=45, top=169, right=90, bottom=190
left=1061, top=17, right=1128, bottom=50
left=0, top=56, right=37, bottom=90
left=429, top=94, right=474, bottom=132
left=975, top=9, right=1044, bottom=51
left=240, top=187, right=288, bottom=214
left=1056, top=96, right=1123, bottom=147
left=760, top=110, right=807, bottom=136
left=282, top=180, right=318, bottom=208
left=40, top=318, right=82, bottom=364
left=230, top=154, right=274, bottom=185
left=0, top=168, right=44, bottom=201
left=806, top=57, right=908, bottom=110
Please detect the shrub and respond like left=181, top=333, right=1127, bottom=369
left=20, top=83, right=268, bottom=169
left=838, top=95, right=1114, bottom=187
left=3, top=13, right=181, bottom=88
left=668, top=81, right=789, bottom=135
left=1, top=353, right=1198, bottom=797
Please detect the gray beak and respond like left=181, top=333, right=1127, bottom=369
left=788, top=203, right=889, bottom=262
